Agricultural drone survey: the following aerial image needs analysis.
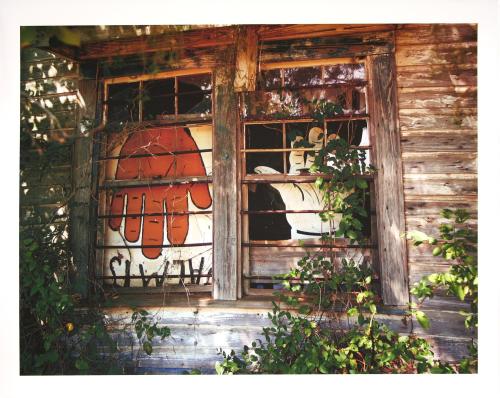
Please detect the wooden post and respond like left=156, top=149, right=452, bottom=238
left=368, top=53, right=409, bottom=306
left=70, top=76, right=97, bottom=298
left=213, top=45, right=239, bottom=300
left=234, top=25, right=258, bottom=92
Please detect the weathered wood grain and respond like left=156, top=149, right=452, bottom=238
left=258, top=24, right=396, bottom=41
left=395, top=42, right=477, bottom=67
left=403, top=174, right=477, bottom=196
left=260, top=31, right=394, bottom=64
left=70, top=78, right=97, bottom=298
left=401, top=131, right=476, bottom=152
left=406, top=214, right=477, bottom=236
left=405, top=197, right=477, bottom=217
left=248, top=246, right=373, bottom=276
left=234, top=26, right=258, bottom=92
left=397, top=64, right=476, bottom=88
left=79, top=26, right=236, bottom=60
left=409, top=261, right=473, bottom=286
left=368, top=53, right=409, bottom=306
left=396, top=24, right=477, bottom=45
left=398, top=87, right=476, bottom=109
left=402, top=152, right=477, bottom=174
left=399, top=113, right=477, bottom=131
left=213, top=46, right=239, bottom=300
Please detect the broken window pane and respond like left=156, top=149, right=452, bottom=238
left=107, top=82, right=140, bottom=124
left=259, top=69, right=281, bottom=90
left=283, top=66, right=322, bottom=87
left=324, top=63, right=366, bottom=84
left=142, top=78, right=175, bottom=120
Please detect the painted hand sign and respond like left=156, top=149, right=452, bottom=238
left=108, top=126, right=212, bottom=259
left=254, top=127, right=345, bottom=239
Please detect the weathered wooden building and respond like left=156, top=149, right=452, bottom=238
left=21, top=24, right=477, bottom=373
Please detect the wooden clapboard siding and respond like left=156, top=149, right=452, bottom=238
left=102, top=302, right=471, bottom=372
left=401, top=130, right=476, bottom=152
left=20, top=49, right=78, bottom=227
left=395, top=24, right=477, bottom=356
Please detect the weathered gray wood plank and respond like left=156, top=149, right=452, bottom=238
left=395, top=42, right=477, bottom=67
left=403, top=174, right=477, bottom=196
left=213, top=46, right=239, bottom=300
left=368, top=53, right=409, bottom=306
left=70, top=77, right=97, bottom=298
left=402, top=152, right=477, bottom=174
left=234, top=25, right=258, bottom=92
left=396, top=24, right=477, bottom=45
left=401, top=131, right=476, bottom=152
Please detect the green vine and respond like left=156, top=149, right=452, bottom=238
left=215, top=99, right=462, bottom=374
left=407, top=208, right=478, bottom=372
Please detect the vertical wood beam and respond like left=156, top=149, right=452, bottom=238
left=213, top=45, right=239, bottom=300
left=234, top=25, right=259, bottom=92
left=70, top=76, right=97, bottom=298
left=368, top=53, right=409, bottom=306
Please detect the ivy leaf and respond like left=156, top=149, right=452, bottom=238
left=143, top=341, right=153, bottom=355
left=356, top=179, right=368, bottom=189
left=75, top=358, right=89, bottom=371
left=415, top=311, right=430, bottom=329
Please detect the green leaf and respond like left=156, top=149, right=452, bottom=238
left=75, top=358, right=89, bottom=371
left=356, top=179, right=368, bottom=189
left=415, top=311, right=430, bottom=329
left=319, top=364, right=329, bottom=374
left=432, top=247, right=443, bottom=256
left=455, top=285, right=466, bottom=301
left=143, top=341, right=153, bottom=356
left=347, top=307, right=359, bottom=317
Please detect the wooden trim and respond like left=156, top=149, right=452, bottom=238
left=100, top=176, right=212, bottom=189
left=212, top=45, right=239, bottom=300
left=258, top=24, right=397, bottom=42
left=103, top=68, right=211, bottom=86
left=79, top=26, right=236, bottom=60
left=367, top=52, right=409, bottom=306
left=260, top=57, right=362, bottom=70
left=70, top=77, right=97, bottom=298
left=234, top=26, right=258, bottom=92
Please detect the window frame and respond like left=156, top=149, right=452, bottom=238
left=75, top=27, right=408, bottom=306
left=94, top=68, right=216, bottom=294
left=239, top=57, right=378, bottom=296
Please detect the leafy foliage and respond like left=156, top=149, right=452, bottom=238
left=20, top=46, right=171, bottom=374
left=408, top=208, right=477, bottom=372
left=131, top=309, right=171, bottom=356
left=216, top=257, right=454, bottom=374
left=215, top=130, right=452, bottom=374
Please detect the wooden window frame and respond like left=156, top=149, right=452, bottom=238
left=239, top=57, right=375, bottom=297
left=94, top=68, right=216, bottom=294
left=73, top=27, right=408, bottom=306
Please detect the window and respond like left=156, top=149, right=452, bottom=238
left=87, top=39, right=407, bottom=305
left=95, top=70, right=214, bottom=292
left=240, top=60, right=377, bottom=294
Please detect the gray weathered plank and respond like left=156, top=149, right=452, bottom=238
left=397, top=64, right=477, bottom=88
left=70, top=78, right=97, bottom=297
left=234, top=25, right=258, bottom=92
left=213, top=46, right=239, bottom=300
left=395, top=42, right=477, bottom=67
left=396, top=24, right=477, bottom=45
left=401, top=131, right=476, bottom=152
left=398, top=87, right=476, bottom=109
left=403, top=174, right=477, bottom=196
left=402, top=152, right=477, bottom=174
left=368, top=53, right=409, bottom=306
